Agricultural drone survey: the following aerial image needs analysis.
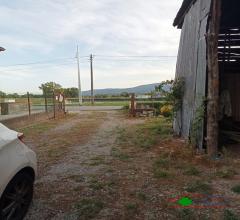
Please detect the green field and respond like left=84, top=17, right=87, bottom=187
left=10, top=98, right=164, bottom=108
left=81, top=101, right=129, bottom=106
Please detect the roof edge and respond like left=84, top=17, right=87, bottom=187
left=173, top=0, right=196, bottom=28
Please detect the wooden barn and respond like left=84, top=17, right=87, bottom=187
left=173, top=0, right=240, bottom=156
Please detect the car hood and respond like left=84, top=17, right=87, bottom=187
left=0, top=123, right=18, bottom=149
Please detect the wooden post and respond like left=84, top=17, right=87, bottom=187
left=63, top=94, right=66, bottom=114
left=44, top=89, right=48, bottom=113
left=27, top=92, right=31, bottom=116
left=130, top=93, right=136, bottom=117
left=53, top=91, right=56, bottom=119
left=206, top=0, right=221, bottom=157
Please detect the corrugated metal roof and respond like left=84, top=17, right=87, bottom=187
left=173, top=0, right=196, bottom=28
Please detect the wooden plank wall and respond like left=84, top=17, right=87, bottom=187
left=174, top=0, right=211, bottom=148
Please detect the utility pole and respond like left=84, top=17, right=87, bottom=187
left=76, top=46, right=83, bottom=105
left=90, top=54, right=94, bottom=105
left=27, top=92, right=31, bottom=116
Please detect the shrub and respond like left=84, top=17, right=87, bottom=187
left=160, top=105, right=173, bottom=118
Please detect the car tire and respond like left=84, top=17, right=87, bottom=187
left=0, top=172, right=34, bottom=220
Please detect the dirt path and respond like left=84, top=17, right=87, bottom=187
left=25, top=110, right=135, bottom=219
left=23, top=110, right=240, bottom=220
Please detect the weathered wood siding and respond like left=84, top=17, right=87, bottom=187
left=174, top=0, right=212, bottom=148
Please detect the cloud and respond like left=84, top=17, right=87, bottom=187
left=0, top=0, right=182, bottom=93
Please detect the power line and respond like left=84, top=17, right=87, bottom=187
left=1, top=60, right=89, bottom=72
left=0, top=62, right=80, bottom=73
left=94, top=59, right=176, bottom=62
left=95, top=55, right=177, bottom=58
left=0, top=54, right=176, bottom=68
left=1, top=56, right=89, bottom=68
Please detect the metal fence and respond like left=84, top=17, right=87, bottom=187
left=0, top=92, right=66, bottom=120
left=0, top=93, right=164, bottom=121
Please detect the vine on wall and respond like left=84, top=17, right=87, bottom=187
left=190, top=98, right=206, bottom=146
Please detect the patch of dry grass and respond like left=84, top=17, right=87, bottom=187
left=20, top=112, right=105, bottom=174
left=115, top=117, right=173, bottom=150
left=74, top=199, right=104, bottom=219
left=22, top=112, right=240, bottom=219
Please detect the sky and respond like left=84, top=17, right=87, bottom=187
left=0, top=0, right=182, bottom=94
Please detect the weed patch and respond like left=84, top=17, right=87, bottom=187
left=231, top=185, right=240, bottom=194
left=176, top=209, right=196, bottom=220
left=89, top=156, right=106, bottom=166
left=154, top=157, right=171, bottom=168
left=183, top=166, right=201, bottom=176
left=111, top=147, right=130, bottom=161
left=20, top=122, right=56, bottom=136
left=216, top=168, right=237, bottom=179
left=124, top=202, right=138, bottom=216
left=136, top=192, right=147, bottom=201
left=153, top=156, right=172, bottom=178
left=115, top=117, right=172, bottom=150
left=153, top=168, right=171, bottom=178
left=74, top=199, right=104, bottom=219
left=223, top=209, right=239, bottom=220
left=106, top=180, right=116, bottom=188
left=186, top=181, right=212, bottom=194
left=89, top=179, right=104, bottom=191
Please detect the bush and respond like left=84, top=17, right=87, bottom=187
left=122, top=104, right=129, bottom=110
left=153, top=102, right=164, bottom=115
left=160, top=105, right=173, bottom=118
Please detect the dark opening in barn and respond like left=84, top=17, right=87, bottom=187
left=218, top=0, right=240, bottom=148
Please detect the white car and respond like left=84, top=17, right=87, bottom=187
left=0, top=123, right=37, bottom=220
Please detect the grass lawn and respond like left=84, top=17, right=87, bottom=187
left=108, top=116, right=240, bottom=219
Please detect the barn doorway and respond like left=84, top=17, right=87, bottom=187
left=218, top=0, right=240, bottom=149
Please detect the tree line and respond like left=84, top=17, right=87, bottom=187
left=0, top=82, right=132, bottom=99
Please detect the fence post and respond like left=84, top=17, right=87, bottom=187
left=63, top=94, right=66, bottom=114
left=44, top=89, right=48, bottom=113
left=27, top=92, right=31, bottom=116
left=130, top=93, right=136, bottom=117
left=53, top=91, right=56, bottom=119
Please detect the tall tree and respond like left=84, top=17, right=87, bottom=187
left=0, top=91, right=6, bottom=98
left=39, top=82, right=62, bottom=95
left=63, top=87, right=78, bottom=98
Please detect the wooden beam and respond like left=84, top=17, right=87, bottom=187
left=219, top=35, right=240, bottom=40
left=220, top=28, right=240, bottom=33
left=206, top=0, right=222, bottom=157
left=218, top=40, right=240, bottom=47
left=218, top=48, right=240, bottom=54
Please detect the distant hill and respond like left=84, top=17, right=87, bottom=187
left=82, top=83, right=162, bottom=96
